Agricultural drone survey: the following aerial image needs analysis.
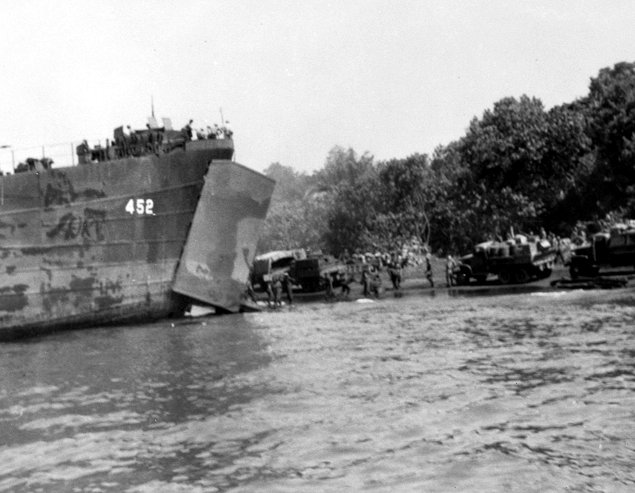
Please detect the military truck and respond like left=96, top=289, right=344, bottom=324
left=250, top=249, right=306, bottom=291
left=455, top=237, right=556, bottom=285
left=568, top=224, right=635, bottom=278
left=290, top=253, right=348, bottom=293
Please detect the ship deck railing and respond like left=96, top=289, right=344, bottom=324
left=0, top=135, right=232, bottom=175
left=0, top=141, right=89, bottom=175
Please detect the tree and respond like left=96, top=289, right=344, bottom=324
left=580, top=62, right=635, bottom=215
left=452, top=94, right=596, bottom=237
left=313, top=146, right=375, bottom=192
left=259, top=62, right=635, bottom=257
left=538, top=103, right=593, bottom=231
left=262, top=162, right=311, bottom=202
left=257, top=162, right=328, bottom=252
left=257, top=193, right=330, bottom=252
left=319, top=147, right=380, bottom=253
left=375, top=154, right=432, bottom=249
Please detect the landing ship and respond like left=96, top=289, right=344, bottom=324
left=0, top=118, right=274, bottom=339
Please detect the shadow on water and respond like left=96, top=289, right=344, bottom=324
left=0, top=314, right=278, bottom=491
left=1, top=314, right=274, bottom=419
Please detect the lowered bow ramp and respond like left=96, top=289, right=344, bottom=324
left=172, top=161, right=274, bottom=312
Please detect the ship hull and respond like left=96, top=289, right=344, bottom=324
left=0, top=140, right=273, bottom=339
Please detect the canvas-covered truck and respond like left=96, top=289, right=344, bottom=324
left=455, top=237, right=556, bottom=285
left=250, top=249, right=306, bottom=291
left=568, top=224, right=635, bottom=278
left=290, top=253, right=348, bottom=293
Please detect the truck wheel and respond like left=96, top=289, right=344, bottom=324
left=514, top=268, right=530, bottom=284
left=455, top=272, right=469, bottom=285
left=540, top=267, right=553, bottom=279
left=303, top=280, right=319, bottom=292
left=498, top=270, right=513, bottom=284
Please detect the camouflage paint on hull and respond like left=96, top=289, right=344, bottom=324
left=173, top=162, right=274, bottom=312
left=0, top=139, right=274, bottom=339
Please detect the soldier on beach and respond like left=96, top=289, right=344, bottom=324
left=370, top=272, right=382, bottom=298
left=445, top=255, right=456, bottom=287
left=264, top=275, right=274, bottom=308
left=273, top=275, right=283, bottom=307
left=361, top=265, right=372, bottom=297
left=339, top=271, right=352, bottom=297
left=281, top=272, right=295, bottom=305
left=246, top=276, right=258, bottom=304
left=324, top=273, right=335, bottom=299
left=388, top=253, right=402, bottom=290
left=555, top=237, right=566, bottom=264
left=425, top=250, right=434, bottom=288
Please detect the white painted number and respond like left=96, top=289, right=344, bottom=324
left=125, top=198, right=154, bottom=215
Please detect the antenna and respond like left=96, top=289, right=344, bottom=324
left=151, top=96, right=155, bottom=118
left=219, top=107, right=225, bottom=125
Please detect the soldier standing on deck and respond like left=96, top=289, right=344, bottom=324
left=182, top=119, right=194, bottom=141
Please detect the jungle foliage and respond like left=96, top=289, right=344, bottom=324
left=258, top=62, right=635, bottom=255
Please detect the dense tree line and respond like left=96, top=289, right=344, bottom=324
left=258, top=62, right=635, bottom=256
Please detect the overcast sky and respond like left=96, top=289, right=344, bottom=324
left=0, top=0, right=633, bottom=174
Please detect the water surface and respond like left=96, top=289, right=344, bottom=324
left=0, top=289, right=634, bottom=492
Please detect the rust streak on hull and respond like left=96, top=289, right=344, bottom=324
left=0, top=138, right=274, bottom=340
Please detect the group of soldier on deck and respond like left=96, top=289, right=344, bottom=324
left=75, top=118, right=233, bottom=164
left=182, top=120, right=233, bottom=141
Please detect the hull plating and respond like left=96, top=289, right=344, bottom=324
left=0, top=140, right=273, bottom=339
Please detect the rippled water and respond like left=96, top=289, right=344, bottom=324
left=0, top=288, right=634, bottom=492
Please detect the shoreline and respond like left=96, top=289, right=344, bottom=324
left=250, top=261, right=635, bottom=307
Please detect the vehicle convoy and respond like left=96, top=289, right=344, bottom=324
left=0, top=116, right=274, bottom=340
left=568, top=224, right=635, bottom=278
left=250, top=249, right=306, bottom=291
left=289, top=253, right=348, bottom=293
left=455, top=236, right=556, bottom=285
